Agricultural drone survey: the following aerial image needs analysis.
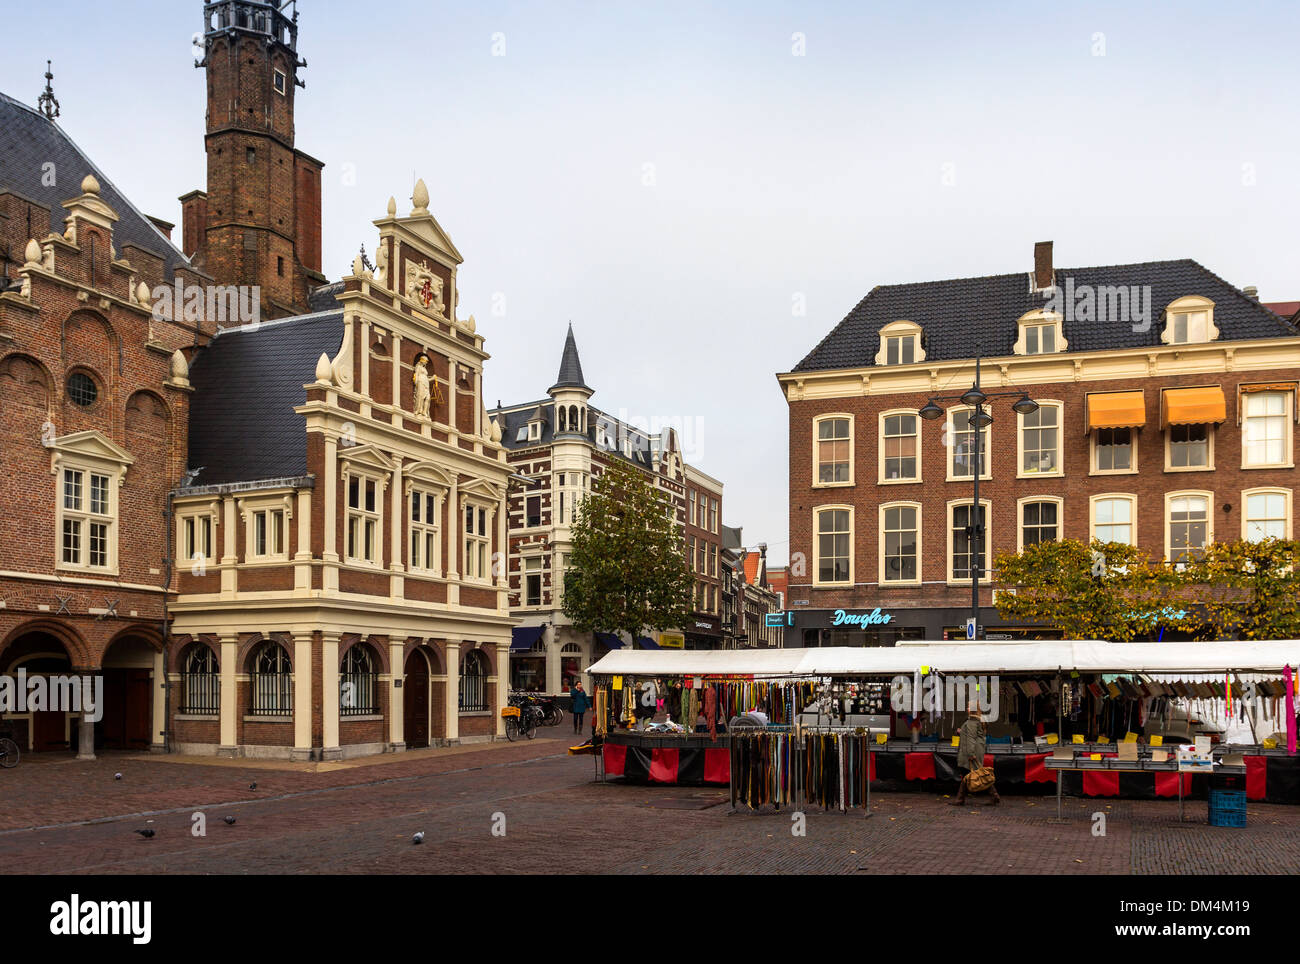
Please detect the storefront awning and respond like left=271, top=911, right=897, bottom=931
left=636, top=636, right=660, bottom=649
left=595, top=632, right=625, bottom=650
left=510, top=626, right=546, bottom=653
left=1086, top=390, right=1146, bottom=432
left=1162, top=386, right=1226, bottom=428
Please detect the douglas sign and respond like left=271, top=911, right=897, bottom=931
left=831, top=608, right=893, bottom=627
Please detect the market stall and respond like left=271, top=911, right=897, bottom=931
left=585, top=640, right=1300, bottom=806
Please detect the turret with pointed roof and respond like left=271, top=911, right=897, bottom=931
left=549, top=322, right=593, bottom=396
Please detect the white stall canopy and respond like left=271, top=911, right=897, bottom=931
left=587, top=640, right=1300, bottom=679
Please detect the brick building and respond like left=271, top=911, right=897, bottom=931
left=178, top=1, right=326, bottom=319
left=489, top=327, right=732, bottom=695
left=0, top=90, right=215, bottom=755
left=778, top=242, right=1299, bottom=645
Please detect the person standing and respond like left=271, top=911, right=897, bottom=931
left=951, top=701, right=1000, bottom=806
left=570, top=680, right=591, bottom=734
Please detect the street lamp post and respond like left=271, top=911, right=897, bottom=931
left=920, top=355, right=1039, bottom=640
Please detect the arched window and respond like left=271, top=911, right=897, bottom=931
left=250, top=641, right=292, bottom=716
left=340, top=644, right=378, bottom=716
left=180, top=642, right=219, bottom=715
left=459, top=648, right=489, bottom=712
left=558, top=406, right=567, bottom=432
left=569, top=405, right=578, bottom=432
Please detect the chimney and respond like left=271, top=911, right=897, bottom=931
left=1033, top=241, right=1053, bottom=290
left=1242, top=285, right=1259, bottom=300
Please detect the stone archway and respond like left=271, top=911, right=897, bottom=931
left=0, top=629, right=75, bottom=753
left=100, top=633, right=159, bottom=751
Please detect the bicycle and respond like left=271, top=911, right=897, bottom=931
left=502, top=704, right=539, bottom=742
left=0, top=733, right=19, bottom=769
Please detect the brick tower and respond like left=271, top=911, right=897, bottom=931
left=181, top=0, right=326, bottom=319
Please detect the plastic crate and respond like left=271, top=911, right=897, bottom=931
left=1209, top=789, right=1246, bottom=812
left=1208, top=808, right=1247, bottom=828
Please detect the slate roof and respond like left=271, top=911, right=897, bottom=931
left=721, top=525, right=744, bottom=551
left=488, top=399, right=660, bottom=472
left=792, top=259, right=1298, bottom=372
left=308, top=280, right=345, bottom=313
left=186, top=310, right=344, bottom=486
left=549, top=323, right=591, bottom=392
left=0, top=91, right=190, bottom=279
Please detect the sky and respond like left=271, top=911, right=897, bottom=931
left=4, top=0, right=1299, bottom=565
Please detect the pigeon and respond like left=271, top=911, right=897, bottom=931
left=249, top=782, right=257, bottom=791
left=114, top=772, right=122, bottom=781
left=135, top=828, right=155, bottom=839
left=223, top=816, right=236, bottom=825
left=412, top=832, right=425, bottom=845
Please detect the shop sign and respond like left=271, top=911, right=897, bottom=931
left=693, top=621, right=714, bottom=630
left=659, top=633, right=685, bottom=649
left=831, top=608, right=893, bottom=627
left=765, top=611, right=793, bottom=628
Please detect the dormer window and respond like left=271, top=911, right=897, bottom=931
left=528, top=420, right=542, bottom=442
left=1013, top=309, right=1066, bottom=356
left=874, top=320, right=925, bottom=366
left=1161, top=296, right=1218, bottom=345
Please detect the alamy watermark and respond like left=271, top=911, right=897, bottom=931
left=1041, top=277, right=1152, bottom=333
left=0, top=670, right=103, bottom=722
left=150, top=280, right=261, bottom=327
left=889, top=672, right=999, bottom=721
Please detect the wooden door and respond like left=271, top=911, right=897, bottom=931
left=32, top=708, right=68, bottom=752
left=404, top=652, right=430, bottom=748
left=102, top=670, right=152, bottom=750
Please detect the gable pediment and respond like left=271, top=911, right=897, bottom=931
left=47, top=429, right=135, bottom=476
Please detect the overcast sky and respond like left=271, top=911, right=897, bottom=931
left=5, top=0, right=1299, bottom=565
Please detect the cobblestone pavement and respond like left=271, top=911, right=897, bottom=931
left=0, top=740, right=1295, bottom=874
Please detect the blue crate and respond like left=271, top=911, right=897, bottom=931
left=1208, top=808, right=1246, bottom=828
left=1209, top=789, right=1246, bottom=813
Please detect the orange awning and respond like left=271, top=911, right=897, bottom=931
left=1162, top=386, right=1226, bottom=428
left=1087, top=391, right=1146, bottom=432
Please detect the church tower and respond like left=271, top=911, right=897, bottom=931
left=180, top=1, right=325, bottom=319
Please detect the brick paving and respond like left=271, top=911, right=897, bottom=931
left=0, top=739, right=1296, bottom=874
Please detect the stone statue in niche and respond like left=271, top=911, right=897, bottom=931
left=412, top=352, right=432, bottom=419
left=404, top=260, right=444, bottom=315
left=375, top=241, right=389, bottom=285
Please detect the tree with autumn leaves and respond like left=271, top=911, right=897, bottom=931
left=561, top=458, right=695, bottom=646
left=992, top=537, right=1300, bottom=641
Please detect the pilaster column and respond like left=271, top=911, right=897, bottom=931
left=444, top=640, right=460, bottom=743
left=389, top=640, right=405, bottom=750
left=219, top=636, right=238, bottom=754
left=494, top=641, right=509, bottom=737
left=447, top=361, right=458, bottom=433
left=220, top=495, right=238, bottom=598
left=359, top=318, right=371, bottom=400
left=323, top=434, right=339, bottom=591
left=446, top=480, right=459, bottom=579
left=151, top=648, right=166, bottom=752
left=294, top=488, right=312, bottom=594
left=546, top=629, right=562, bottom=695
left=321, top=633, right=340, bottom=760
left=391, top=457, right=405, bottom=597
left=77, top=679, right=96, bottom=759
left=292, top=635, right=313, bottom=760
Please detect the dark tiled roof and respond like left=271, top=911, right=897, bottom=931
left=308, top=280, right=345, bottom=313
left=187, top=311, right=344, bottom=486
left=488, top=400, right=659, bottom=471
left=721, top=525, right=744, bottom=551
left=793, top=259, right=1297, bottom=372
left=0, top=91, right=190, bottom=279
left=549, top=323, right=590, bottom=392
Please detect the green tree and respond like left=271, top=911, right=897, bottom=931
left=992, top=538, right=1189, bottom=641
left=561, top=458, right=694, bottom=645
left=1178, top=538, right=1300, bottom=640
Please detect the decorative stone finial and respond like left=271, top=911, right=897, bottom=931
left=315, top=352, right=333, bottom=384
left=411, top=178, right=430, bottom=214
left=80, top=174, right=100, bottom=196
left=488, top=416, right=502, bottom=444
left=170, top=348, right=189, bottom=381
left=24, top=239, right=42, bottom=265
left=351, top=253, right=365, bottom=277
left=465, top=314, right=476, bottom=333
left=386, top=196, right=397, bottom=217
left=136, top=281, right=151, bottom=306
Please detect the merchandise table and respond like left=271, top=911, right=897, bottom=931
left=1045, top=755, right=1248, bottom=821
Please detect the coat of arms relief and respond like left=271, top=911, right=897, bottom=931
left=404, top=260, right=445, bottom=316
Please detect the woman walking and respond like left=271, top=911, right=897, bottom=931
left=570, top=680, right=591, bottom=734
left=951, top=701, right=1000, bottom=806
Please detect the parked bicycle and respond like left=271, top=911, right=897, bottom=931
left=509, top=691, right=562, bottom=728
left=503, top=695, right=543, bottom=741
left=0, top=728, right=19, bottom=769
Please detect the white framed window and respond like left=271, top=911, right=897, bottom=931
left=710, top=498, right=718, bottom=533
left=60, top=466, right=114, bottom=571
left=463, top=502, right=491, bottom=582
left=528, top=420, right=542, bottom=442
left=1091, top=427, right=1137, bottom=474
left=1242, top=391, right=1292, bottom=468
left=689, top=490, right=698, bottom=526
left=182, top=512, right=215, bottom=568
left=813, top=506, right=853, bottom=586
left=1166, top=492, right=1212, bottom=565
left=874, top=320, right=926, bottom=366
left=1160, top=295, right=1218, bottom=345
left=409, top=487, right=442, bottom=574
left=248, top=507, right=287, bottom=560
left=250, top=641, right=293, bottom=716
left=1091, top=494, right=1136, bottom=546
left=1018, top=497, right=1062, bottom=550
left=879, top=410, right=920, bottom=483
left=346, top=475, right=382, bottom=565
left=1018, top=401, right=1062, bottom=477
left=1243, top=488, right=1291, bottom=542
left=515, top=425, right=529, bottom=443
left=554, top=551, right=567, bottom=605
left=946, top=407, right=990, bottom=481
left=273, top=68, right=287, bottom=95
left=688, top=536, right=696, bottom=571
left=710, top=544, right=717, bottom=577
left=524, top=556, right=543, bottom=606
left=1013, top=309, right=1067, bottom=356
left=879, top=502, right=920, bottom=585
left=814, top=414, right=853, bottom=486
left=1167, top=423, right=1213, bottom=470
left=947, top=499, right=991, bottom=584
